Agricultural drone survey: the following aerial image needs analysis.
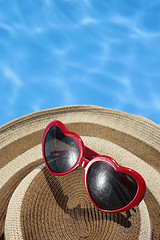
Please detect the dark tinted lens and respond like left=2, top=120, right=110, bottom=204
left=44, top=126, right=79, bottom=173
left=88, top=161, right=137, bottom=210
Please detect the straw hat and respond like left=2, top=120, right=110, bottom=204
left=0, top=105, right=160, bottom=240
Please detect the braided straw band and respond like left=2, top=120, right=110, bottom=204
left=0, top=105, right=159, bottom=239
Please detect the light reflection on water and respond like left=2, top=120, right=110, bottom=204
left=0, top=0, right=160, bottom=125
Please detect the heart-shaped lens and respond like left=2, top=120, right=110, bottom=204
left=87, top=161, right=137, bottom=210
left=44, top=126, right=79, bottom=173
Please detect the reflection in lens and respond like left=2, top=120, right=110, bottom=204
left=87, top=161, right=137, bottom=210
left=44, top=126, right=79, bottom=173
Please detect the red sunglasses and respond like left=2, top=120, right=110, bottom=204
left=42, top=120, right=146, bottom=213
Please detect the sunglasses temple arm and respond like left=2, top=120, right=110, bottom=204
left=84, top=146, right=100, bottom=160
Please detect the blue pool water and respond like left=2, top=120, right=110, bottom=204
left=0, top=0, right=160, bottom=126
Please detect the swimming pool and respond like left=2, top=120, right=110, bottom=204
left=0, top=0, right=160, bottom=125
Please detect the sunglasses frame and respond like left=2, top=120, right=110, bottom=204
left=42, top=120, right=146, bottom=213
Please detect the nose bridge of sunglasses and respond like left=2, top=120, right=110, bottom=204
left=79, top=157, right=89, bottom=169
left=84, top=146, right=99, bottom=160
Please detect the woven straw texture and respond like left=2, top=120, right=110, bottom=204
left=0, top=105, right=160, bottom=240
